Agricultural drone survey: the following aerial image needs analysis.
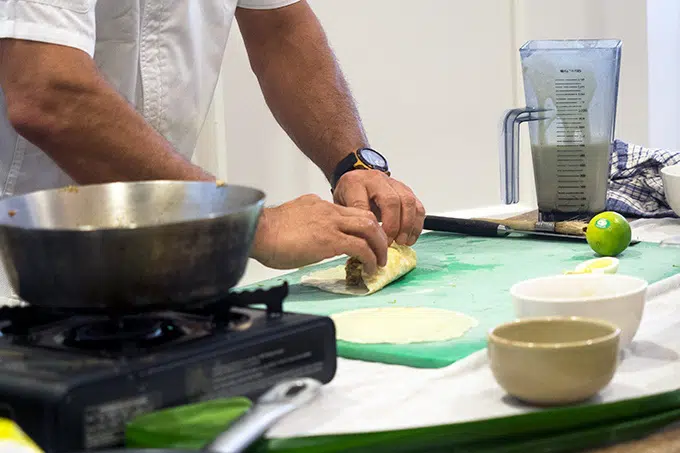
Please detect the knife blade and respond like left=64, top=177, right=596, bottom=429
left=424, top=215, right=641, bottom=245
left=423, top=216, right=584, bottom=240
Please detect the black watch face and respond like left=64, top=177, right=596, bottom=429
left=358, top=148, right=387, bottom=169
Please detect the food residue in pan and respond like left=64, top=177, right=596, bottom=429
left=62, top=185, right=79, bottom=193
left=7, top=210, right=15, bottom=217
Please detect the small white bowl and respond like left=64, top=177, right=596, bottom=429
left=661, top=163, right=680, bottom=216
left=510, top=274, right=648, bottom=347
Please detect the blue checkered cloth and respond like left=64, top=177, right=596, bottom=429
left=607, top=139, right=680, bottom=218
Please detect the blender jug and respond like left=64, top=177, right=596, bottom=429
left=501, top=39, right=622, bottom=221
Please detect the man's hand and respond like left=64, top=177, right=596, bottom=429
left=237, top=3, right=426, bottom=246
left=250, top=195, right=388, bottom=274
left=333, top=170, right=425, bottom=246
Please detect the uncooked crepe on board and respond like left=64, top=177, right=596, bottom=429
left=331, top=306, right=479, bottom=344
left=300, top=244, right=417, bottom=296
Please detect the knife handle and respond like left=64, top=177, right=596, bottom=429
left=423, top=216, right=508, bottom=237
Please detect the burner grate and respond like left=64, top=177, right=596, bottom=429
left=62, top=317, right=185, bottom=352
left=0, top=282, right=288, bottom=330
left=0, top=305, right=71, bottom=336
left=0, top=283, right=289, bottom=355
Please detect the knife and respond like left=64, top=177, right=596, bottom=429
left=424, top=215, right=641, bottom=245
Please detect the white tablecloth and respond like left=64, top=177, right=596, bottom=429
left=268, top=219, right=680, bottom=438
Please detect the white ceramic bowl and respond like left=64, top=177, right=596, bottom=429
left=661, top=163, right=680, bottom=216
left=510, top=274, right=648, bottom=347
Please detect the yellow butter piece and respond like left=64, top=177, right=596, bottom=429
left=574, top=257, right=619, bottom=275
left=586, top=258, right=615, bottom=269
left=563, top=269, right=592, bottom=275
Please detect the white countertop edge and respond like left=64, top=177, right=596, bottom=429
left=430, top=202, right=536, bottom=220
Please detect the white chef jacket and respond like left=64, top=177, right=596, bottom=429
left=0, top=0, right=299, bottom=305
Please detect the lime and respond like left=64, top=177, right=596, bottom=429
left=585, top=212, right=632, bottom=257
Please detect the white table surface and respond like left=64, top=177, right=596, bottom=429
left=266, top=217, right=680, bottom=439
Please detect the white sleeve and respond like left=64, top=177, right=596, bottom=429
left=0, top=0, right=97, bottom=57
left=237, top=0, right=300, bottom=10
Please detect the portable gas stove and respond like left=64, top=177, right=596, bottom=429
left=0, top=283, right=336, bottom=453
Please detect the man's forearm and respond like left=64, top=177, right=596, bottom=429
left=19, top=82, right=214, bottom=184
left=237, top=2, right=368, bottom=181
left=0, top=40, right=213, bottom=184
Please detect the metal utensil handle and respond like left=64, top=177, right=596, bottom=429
left=424, top=215, right=508, bottom=237
left=203, top=378, right=322, bottom=453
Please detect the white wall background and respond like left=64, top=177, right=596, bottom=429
left=647, top=0, right=680, bottom=150
left=192, top=0, right=659, bottom=285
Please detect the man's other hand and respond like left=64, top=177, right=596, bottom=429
left=333, top=170, right=425, bottom=246
left=251, top=195, right=388, bottom=274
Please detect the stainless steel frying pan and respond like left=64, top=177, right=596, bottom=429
left=71, top=377, right=321, bottom=453
left=0, top=181, right=265, bottom=310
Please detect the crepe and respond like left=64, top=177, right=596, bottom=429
left=330, top=306, right=479, bottom=344
left=300, top=244, right=417, bottom=296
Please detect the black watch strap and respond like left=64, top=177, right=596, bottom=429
left=330, top=148, right=390, bottom=190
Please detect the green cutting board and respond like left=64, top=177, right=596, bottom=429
left=244, top=232, right=680, bottom=369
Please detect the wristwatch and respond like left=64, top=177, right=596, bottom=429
left=330, top=147, right=390, bottom=190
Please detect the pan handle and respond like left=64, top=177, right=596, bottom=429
left=202, top=378, right=322, bottom=453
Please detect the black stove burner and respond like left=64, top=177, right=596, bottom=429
left=0, top=281, right=338, bottom=453
left=0, top=282, right=289, bottom=356
left=0, top=307, right=70, bottom=336
left=62, top=317, right=185, bottom=351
